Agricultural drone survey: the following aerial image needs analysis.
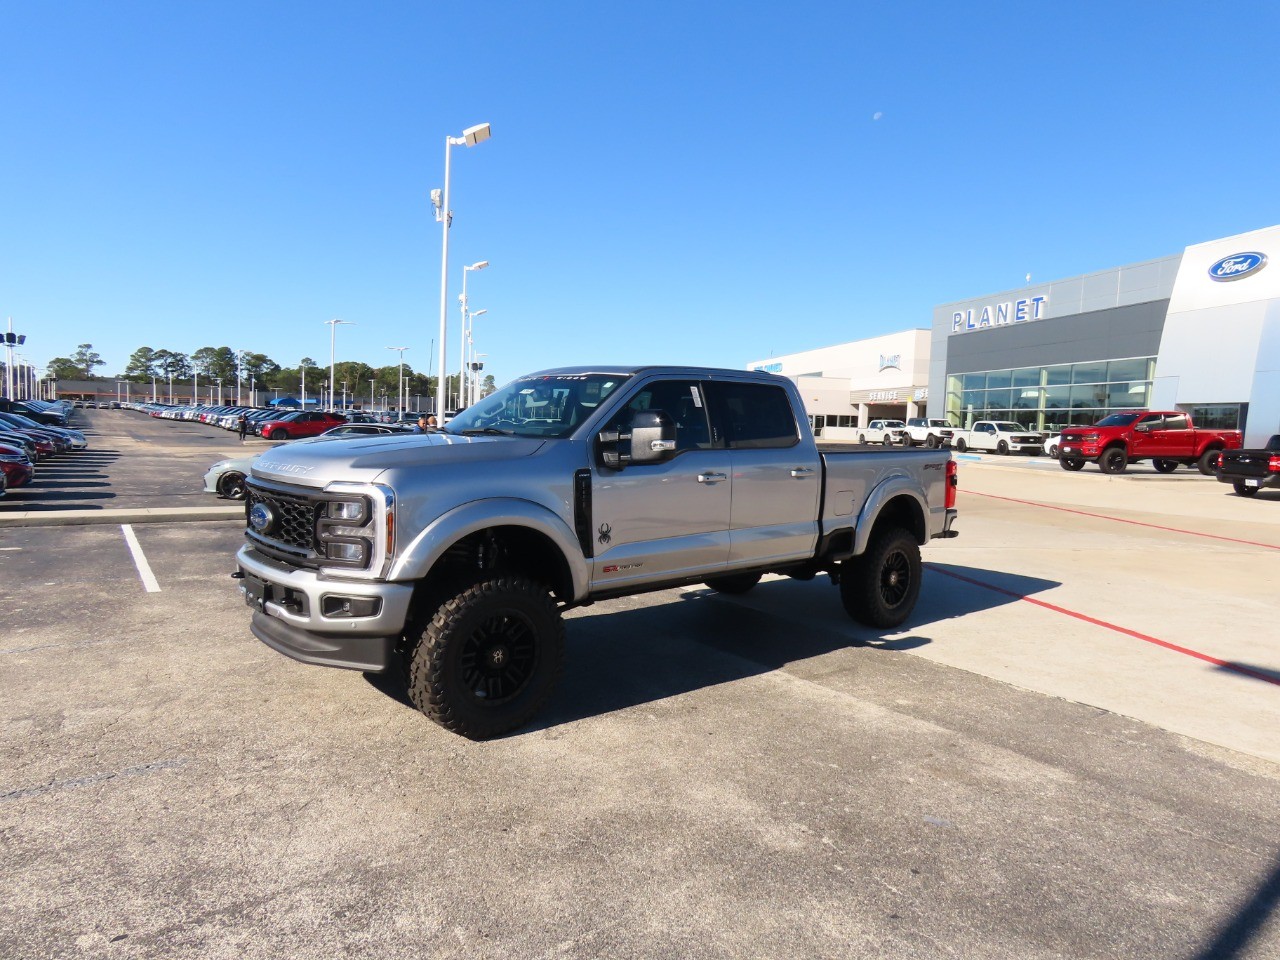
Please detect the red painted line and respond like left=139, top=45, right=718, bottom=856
left=926, top=565, right=1280, bottom=687
left=966, top=490, right=1280, bottom=551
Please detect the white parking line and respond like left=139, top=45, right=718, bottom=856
left=120, top=524, right=161, bottom=593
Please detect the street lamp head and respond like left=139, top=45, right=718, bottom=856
left=466, top=260, right=490, bottom=272
left=462, top=123, right=492, bottom=147
left=470, top=309, right=488, bottom=319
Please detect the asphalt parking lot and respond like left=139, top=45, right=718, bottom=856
left=1, top=411, right=1278, bottom=959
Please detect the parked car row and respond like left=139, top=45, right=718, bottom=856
left=0, top=399, right=89, bottom=500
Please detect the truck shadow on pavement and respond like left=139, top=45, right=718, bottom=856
left=364, top=563, right=1059, bottom=731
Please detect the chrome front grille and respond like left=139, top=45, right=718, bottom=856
left=245, top=481, right=322, bottom=560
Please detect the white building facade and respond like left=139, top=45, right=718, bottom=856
left=748, top=329, right=930, bottom=435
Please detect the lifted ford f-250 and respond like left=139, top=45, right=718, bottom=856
left=235, top=366, right=959, bottom=739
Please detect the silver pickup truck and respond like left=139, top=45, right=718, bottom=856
left=235, top=366, right=959, bottom=738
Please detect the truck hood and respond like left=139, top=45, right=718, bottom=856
left=250, top=432, right=547, bottom=488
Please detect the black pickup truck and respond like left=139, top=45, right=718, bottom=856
left=1216, top=435, right=1280, bottom=497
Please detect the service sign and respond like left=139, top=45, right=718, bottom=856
left=1208, top=252, right=1267, bottom=282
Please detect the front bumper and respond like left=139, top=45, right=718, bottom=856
left=236, top=544, right=415, bottom=672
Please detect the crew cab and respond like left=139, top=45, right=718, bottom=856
left=234, top=366, right=959, bottom=739
left=859, top=419, right=908, bottom=445
left=1058, top=411, right=1243, bottom=475
left=952, top=421, right=1044, bottom=455
left=1215, top=435, right=1280, bottom=497
left=904, top=418, right=956, bottom=449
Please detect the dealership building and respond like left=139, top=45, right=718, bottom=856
left=754, top=223, right=1280, bottom=447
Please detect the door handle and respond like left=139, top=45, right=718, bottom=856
left=790, top=467, right=816, bottom=478
left=697, top=472, right=728, bottom=484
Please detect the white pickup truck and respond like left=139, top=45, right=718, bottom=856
left=904, top=418, right=956, bottom=449
left=235, top=366, right=959, bottom=739
left=859, top=419, right=908, bottom=445
left=952, top=420, right=1045, bottom=455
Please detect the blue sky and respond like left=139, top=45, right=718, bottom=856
left=4, top=1, right=1279, bottom=389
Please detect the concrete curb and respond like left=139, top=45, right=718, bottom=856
left=0, top=506, right=245, bottom=528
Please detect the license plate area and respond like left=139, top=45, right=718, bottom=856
left=241, top=573, right=271, bottom=610
left=1245, top=478, right=1261, bottom=487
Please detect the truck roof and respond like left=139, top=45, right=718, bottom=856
left=519, top=365, right=792, bottom=381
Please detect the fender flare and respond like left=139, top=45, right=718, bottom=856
left=852, top=474, right=929, bottom=556
left=388, top=497, right=590, bottom=600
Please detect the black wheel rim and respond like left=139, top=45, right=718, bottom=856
left=879, top=550, right=912, bottom=608
left=459, top=613, right=538, bottom=705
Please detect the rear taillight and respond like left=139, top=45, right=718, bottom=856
left=945, top=458, right=958, bottom=510
left=1268, top=455, right=1280, bottom=474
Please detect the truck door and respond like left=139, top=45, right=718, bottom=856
left=1153, top=413, right=1194, bottom=457
left=1130, top=413, right=1164, bottom=459
left=974, top=423, right=995, bottom=451
left=705, top=380, right=821, bottom=567
left=589, top=378, right=731, bottom=590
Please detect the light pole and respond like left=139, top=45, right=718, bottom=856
left=325, top=318, right=353, bottom=411
left=433, top=121, right=492, bottom=416
left=152, top=376, right=157, bottom=403
left=387, top=346, right=409, bottom=413
left=193, top=369, right=199, bottom=407
left=250, top=374, right=256, bottom=407
left=215, top=377, right=223, bottom=405
left=168, top=370, right=174, bottom=404
left=369, top=378, right=377, bottom=411
left=341, top=380, right=348, bottom=410
left=459, top=260, right=489, bottom=409
left=236, top=350, right=244, bottom=406
left=465, top=308, right=487, bottom=408
left=472, top=353, right=488, bottom=407
left=300, top=362, right=308, bottom=407
left=3, top=320, right=26, bottom=401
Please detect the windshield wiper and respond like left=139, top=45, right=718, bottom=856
left=454, top=427, right=515, bottom=436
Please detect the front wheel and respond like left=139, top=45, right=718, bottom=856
left=1197, top=449, right=1221, bottom=476
left=1233, top=483, right=1259, bottom=498
left=405, top=576, right=565, bottom=740
left=858, top=433, right=866, bottom=444
left=955, top=438, right=967, bottom=452
left=272, top=428, right=290, bottom=441
left=996, top=440, right=1009, bottom=455
left=1048, top=443, right=1059, bottom=459
left=1099, top=447, right=1128, bottom=474
left=840, top=528, right=922, bottom=629
left=217, top=471, right=247, bottom=500
left=1060, top=457, right=1085, bottom=471
left=705, top=572, right=762, bottom=594
left=1152, top=459, right=1178, bottom=474
left=925, top=435, right=939, bottom=449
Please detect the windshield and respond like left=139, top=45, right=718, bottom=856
left=446, top=373, right=630, bottom=439
left=994, top=422, right=1024, bottom=431
left=1096, top=413, right=1141, bottom=427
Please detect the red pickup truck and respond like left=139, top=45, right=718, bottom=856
left=1058, top=411, right=1242, bottom=475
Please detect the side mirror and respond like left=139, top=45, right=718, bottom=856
left=630, top=410, right=677, bottom=464
left=1135, top=424, right=1149, bottom=432
left=596, top=410, right=677, bottom=470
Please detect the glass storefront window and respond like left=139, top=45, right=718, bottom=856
left=985, top=370, right=1012, bottom=389
left=1187, top=404, right=1246, bottom=430
left=1011, top=367, right=1040, bottom=388
left=1071, top=361, right=1108, bottom=384
left=960, top=374, right=985, bottom=391
left=1107, top=358, right=1148, bottom=382
left=1106, top=381, right=1150, bottom=407
left=1043, top=385, right=1070, bottom=410
left=1044, top=365, right=1071, bottom=386
left=985, top=388, right=1013, bottom=409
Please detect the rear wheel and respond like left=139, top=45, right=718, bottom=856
left=272, top=428, right=290, bottom=441
left=1233, top=483, right=1259, bottom=498
left=955, top=438, right=967, bottom=452
left=705, top=572, right=762, bottom=594
left=840, top=528, right=921, bottom=629
left=1060, top=457, right=1085, bottom=471
left=405, top=576, right=565, bottom=740
left=1099, top=447, right=1128, bottom=474
left=1197, top=449, right=1221, bottom=476
left=1152, top=459, right=1178, bottom=474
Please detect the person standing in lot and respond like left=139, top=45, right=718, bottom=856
left=238, top=413, right=248, bottom=442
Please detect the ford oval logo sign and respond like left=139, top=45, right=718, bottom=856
left=1208, top=252, right=1267, bottom=282
left=248, top=502, right=275, bottom=534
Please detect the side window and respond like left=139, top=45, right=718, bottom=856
left=710, top=382, right=799, bottom=450
left=603, top=380, right=712, bottom=453
left=1138, top=413, right=1162, bottom=426
left=1163, top=414, right=1188, bottom=430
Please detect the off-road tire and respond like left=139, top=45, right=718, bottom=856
left=839, top=528, right=921, bottom=629
left=1060, top=457, right=1085, bottom=471
left=217, top=471, right=247, bottom=500
left=405, top=576, right=565, bottom=740
left=1152, top=459, right=1178, bottom=474
left=925, top=435, right=940, bottom=449
left=1099, top=447, right=1128, bottom=474
left=1197, top=449, right=1221, bottom=476
left=705, top=572, right=763, bottom=594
